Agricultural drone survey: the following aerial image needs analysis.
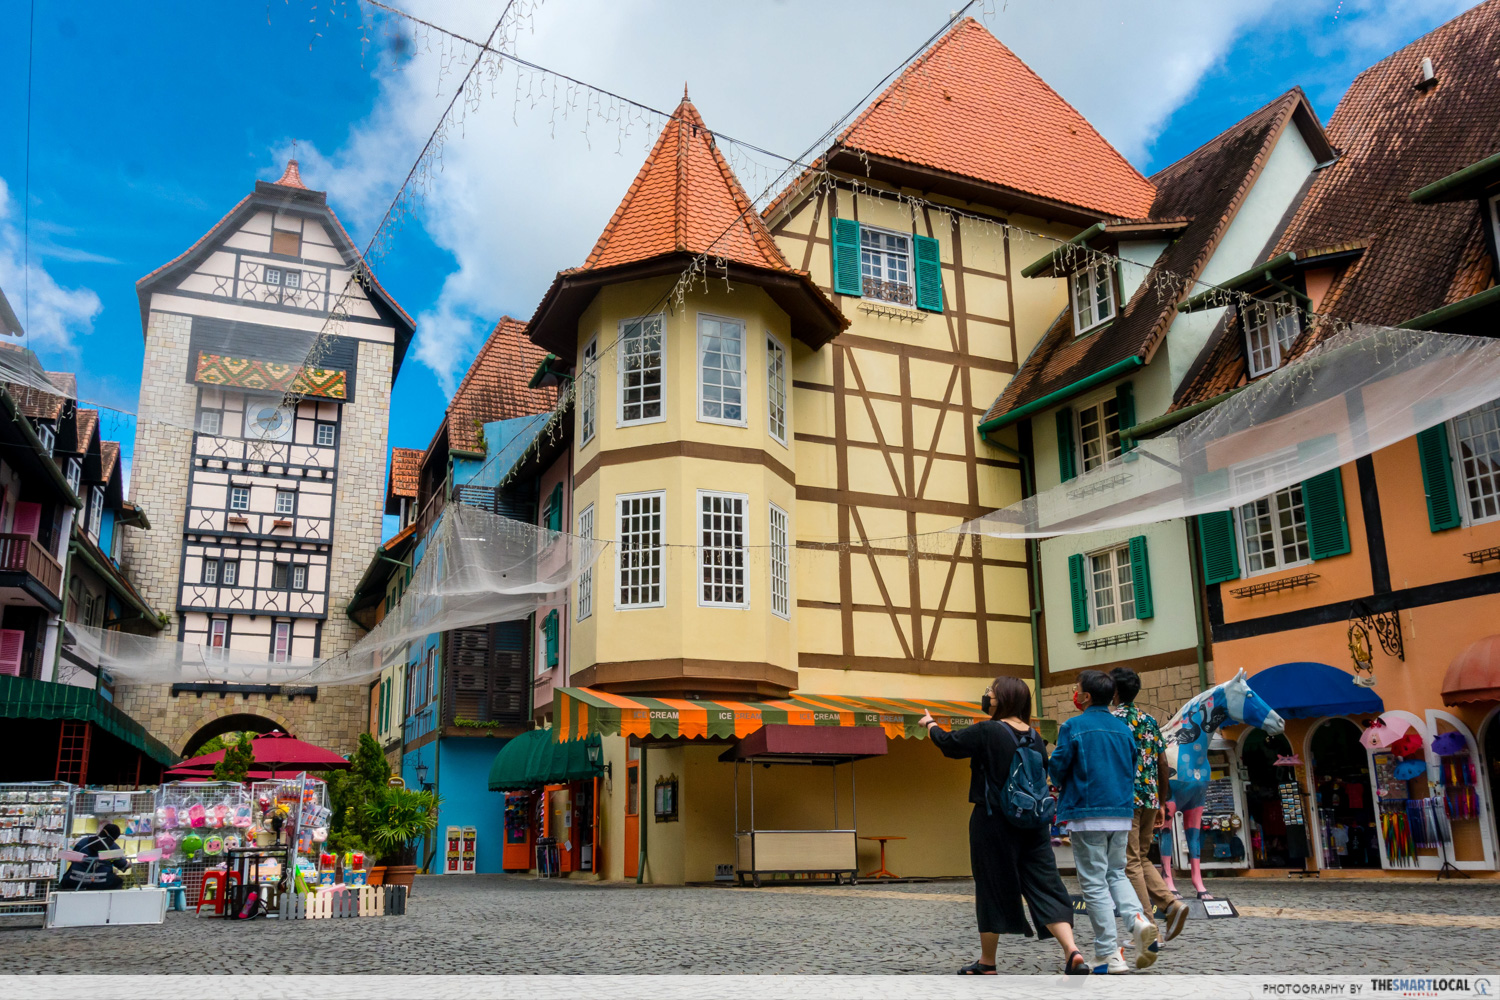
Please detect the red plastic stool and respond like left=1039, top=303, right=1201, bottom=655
left=196, top=870, right=240, bottom=916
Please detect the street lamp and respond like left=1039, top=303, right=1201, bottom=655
left=415, top=762, right=431, bottom=789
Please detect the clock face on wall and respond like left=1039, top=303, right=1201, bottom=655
left=249, top=402, right=294, bottom=442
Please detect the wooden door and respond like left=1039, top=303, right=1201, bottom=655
left=623, top=757, right=640, bottom=878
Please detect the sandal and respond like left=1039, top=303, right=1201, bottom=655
left=957, top=960, right=997, bottom=975
left=1063, top=950, right=1090, bottom=976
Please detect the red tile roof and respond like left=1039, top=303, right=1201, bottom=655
left=1173, top=1, right=1500, bottom=409
left=984, top=91, right=1323, bottom=424
left=438, top=317, right=558, bottom=455
left=100, top=440, right=120, bottom=485
left=836, top=18, right=1156, bottom=220
left=388, top=447, right=423, bottom=500
left=271, top=159, right=307, bottom=189
left=5, top=369, right=76, bottom=421
left=583, top=95, right=793, bottom=274
left=74, top=408, right=99, bottom=454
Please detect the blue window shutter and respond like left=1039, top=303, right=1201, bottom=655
left=1300, top=469, right=1350, bottom=560
left=831, top=218, right=862, bottom=297
left=1055, top=408, right=1077, bottom=483
left=546, top=483, right=563, bottom=532
left=1115, top=381, right=1137, bottom=452
left=913, top=234, right=943, bottom=312
left=1067, top=553, right=1089, bottom=633
left=1416, top=424, right=1461, bottom=531
left=1196, top=511, right=1241, bottom=584
left=1128, top=535, right=1153, bottom=619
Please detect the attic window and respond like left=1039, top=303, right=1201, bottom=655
left=1241, top=292, right=1301, bottom=377
left=271, top=229, right=301, bottom=257
left=1071, top=261, right=1116, bottom=333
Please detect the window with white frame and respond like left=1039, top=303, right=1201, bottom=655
left=580, top=338, right=598, bottom=444
left=229, top=486, right=250, bottom=511
left=1242, top=292, right=1301, bottom=377
left=576, top=504, right=594, bottom=620
left=221, top=560, right=238, bottom=586
left=1088, top=545, right=1135, bottom=627
left=699, top=492, right=747, bottom=607
left=1070, top=261, right=1116, bottom=333
left=315, top=423, right=336, bottom=447
left=209, top=619, right=228, bottom=655
left=36, top=423, right=54, bottom=455
left=88, top=487, right=103, bottom=538
left=1452, top=398, right=1500, bottom=523
left=272, top=621, right=291, bottom=663
left=203, top=560, right=218, bottom=585
left=766, top=335, right=787, bottom=445
left=199, top=409, right=222, bottom=436
left=860, top=227, right=913, bottom=305
left=699, top=316, right=746, bottom=424
left=617, top=492, right=664, bottom=608
left=1077, top=396, right=1122, bottom=472
left=275, top=490, right=295, bottom=515
left=65, top=458, right=82, bottom=496
left=1233, top=452, right=1310, bottom=575
left=769, top=503, right=789, bottom=619
left=619, top=316, right=664, bottom=425
left=291, top=564, right=307, bottom=590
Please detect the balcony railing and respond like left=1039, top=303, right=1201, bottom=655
left=0, top=533, right=63, bottom=597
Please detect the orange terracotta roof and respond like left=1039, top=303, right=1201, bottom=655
left=440, top=317, right=558, bottom=455
left=74, top=408, right=98, bottom=454
left=584, top=95, right=793, bottom=274
left=388, top=447, right=422, bottom=500
left=271, top=159, right=307, bottom=189
left=834, top=18, right=1155, bottom=220
left=100, top=440, right=120, bottom=484
left=5, top=370, right=76, bottom=421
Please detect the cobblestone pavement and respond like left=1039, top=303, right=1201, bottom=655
left=4, top=875, right=1498, bottom=974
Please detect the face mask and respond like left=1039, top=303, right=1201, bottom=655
left=1072, top=689, right=1089, bottom=712
left=982, top=693, right=993, bottom=716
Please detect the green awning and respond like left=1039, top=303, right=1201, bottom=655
left=0, top=675, right=179, bottom=766
left=488, top=729, right=602, bottom=791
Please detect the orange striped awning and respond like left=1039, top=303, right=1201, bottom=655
left=554, top=687, right=987, bottom=743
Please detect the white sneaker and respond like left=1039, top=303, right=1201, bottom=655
left=1092, top=949, right=1130, bottom=975
left=1132, top=915, right=1160, bottom=969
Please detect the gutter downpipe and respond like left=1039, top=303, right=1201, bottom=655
left=983, top=438, right=1043, bottom=702
left=978, top=356, right=1143, bottom=438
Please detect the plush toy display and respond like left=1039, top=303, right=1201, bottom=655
left=180, top=833, right=204, bottom=858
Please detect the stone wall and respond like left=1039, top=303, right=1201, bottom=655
left=1039, top=661, right=1204, bottom=728
left=114, top=685, right=369, bottom=757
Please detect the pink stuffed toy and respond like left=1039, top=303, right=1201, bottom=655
left=187, top=802, right=207, bottom=828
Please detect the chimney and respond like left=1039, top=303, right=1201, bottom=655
left=1416, top=56, right=1438, bottom=90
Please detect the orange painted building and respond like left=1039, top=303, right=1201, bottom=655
left=1167, top=3, right=1500, bottom=875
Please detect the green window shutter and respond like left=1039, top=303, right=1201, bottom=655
left=830, top=218, right=862, bottom=297
left=546, top=483, right=563, bottom=532
left=1067, top=553, right=1089, bottom=633
left=1416, top=424, right=1462, bottom=531
left=1301, top=468, right=1350, bottom=560
left=1115, top=381, right=1137, bottom=452
left=543, top=610, right=560, bottom=667
left=913, top=234, right=943, bottom=312
left=1128, top=535, right=1154, bottom=619
left=1197, top=510, right=1241, bottom=584
left=1055, top=408, right=1077, bottom=483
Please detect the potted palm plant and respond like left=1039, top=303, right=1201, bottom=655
left=364, top=783, right=440, bottom=894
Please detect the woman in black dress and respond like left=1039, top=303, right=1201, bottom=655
left=921, top=676, right=1087, bottom=975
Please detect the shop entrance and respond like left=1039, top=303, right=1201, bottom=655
left=623, top=749, right=640, bottom=879
left=1486, top=712, right=1500, bottom=850
left=1309, top=718, right=1379, bottom=869
left=1240, top=729, right=1297, bottom=867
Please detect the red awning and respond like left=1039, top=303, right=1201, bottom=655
left=718, top=724, right=889, bottom=763
left=1442, top=634, right=1500, bottom=706
left=166, top=731, right=350, bottom=775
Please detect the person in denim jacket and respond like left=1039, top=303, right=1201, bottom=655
left=1049, top=670, right=1160, bottom=974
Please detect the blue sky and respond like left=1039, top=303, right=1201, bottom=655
left=0, top=0, right=1482, bottom=524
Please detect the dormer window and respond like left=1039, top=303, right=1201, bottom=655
left=860, top=227, right=914, bottom=306
left=1071, top=261, right=1116, bottom=333
left=65, top=458, right=82, bottom=496
left=36, top=422, right=54, bottom=456
left=1242, top=292, right=1301, bottom=377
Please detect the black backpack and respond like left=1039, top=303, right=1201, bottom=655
left=985, top=725, right=1057, bottom=829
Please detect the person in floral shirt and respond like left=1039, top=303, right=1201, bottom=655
left=1110, top=667, right=1189, bottom=943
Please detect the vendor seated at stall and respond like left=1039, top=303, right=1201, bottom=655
left=58, top=823, right=131, bottom=891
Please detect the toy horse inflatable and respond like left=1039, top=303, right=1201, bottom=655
left=1160, top=671, right=1283, bottom=899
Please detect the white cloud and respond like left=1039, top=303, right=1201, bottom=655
left=283, top=1, right=1324, bottom=390
left=0, top=177, right=103, bottom=354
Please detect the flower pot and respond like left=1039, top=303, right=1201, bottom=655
left=367, top=866, right=386, bottom=887
left=383, top=864, right=419, bottom=893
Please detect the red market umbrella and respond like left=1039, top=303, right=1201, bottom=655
left=165, top=731, right=350, bottom=779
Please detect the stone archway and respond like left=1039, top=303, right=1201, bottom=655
left=177, top=706, right=297, bottom=757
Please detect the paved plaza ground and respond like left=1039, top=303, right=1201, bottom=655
left=4, top=874, right=1498, bottom=975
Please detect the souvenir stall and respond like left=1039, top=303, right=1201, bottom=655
left=0, top=782, right=73, bottom=920
left=1237, top=729, right=1300, bottom=868
left=1168, top=736, right=1250, bottom=873
left=1360, top=720, right=1478, bottom=873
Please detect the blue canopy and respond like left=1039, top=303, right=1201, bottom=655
left=1247, top=662, right=1385, bottom=720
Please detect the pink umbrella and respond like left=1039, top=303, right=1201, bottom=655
left=166, top=731, right=350, bottom=779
